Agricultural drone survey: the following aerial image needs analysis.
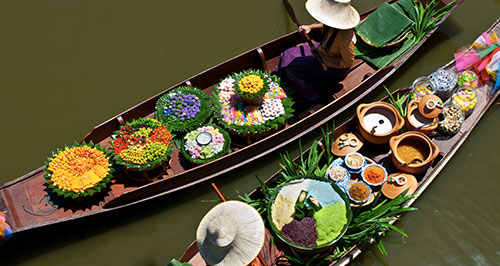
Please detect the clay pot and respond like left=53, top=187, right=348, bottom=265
left=357, top=102, right=404, bottom=144
left=405, top=100, right=437, bottom=135
left=389, top=131, right=440, bottom=174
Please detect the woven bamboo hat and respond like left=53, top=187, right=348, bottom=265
left=196, top=201, right=265, bottom=266
left=305, top=0, right=360, bottom=29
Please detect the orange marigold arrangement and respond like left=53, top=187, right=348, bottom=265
left=44, top=141, right=115, bottom=199
left=111, top=118, right=174, bottom=171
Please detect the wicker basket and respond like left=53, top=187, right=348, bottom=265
left=238, top=95, right=264, bottom=106
left=360, top=31, right=409, bottom=48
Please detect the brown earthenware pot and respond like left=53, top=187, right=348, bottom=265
left=406, top=100, right=438, bottom=135
left=357, top=102, right=404, bottom=144
left=389, top=131, right=440, bottom=174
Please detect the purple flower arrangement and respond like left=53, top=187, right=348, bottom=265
left=155, top=86, right=212, bottom=132
left=162, top=93, right=201, bottom=122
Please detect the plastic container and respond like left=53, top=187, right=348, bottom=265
left=412, top=77, right=437, bottom=99
left=430, top=68, right=457, bottom=100
left=437, top=102, right=465, bottom=135
left=457, top=70, right=478, bottom=89
left=451, top=87, right=478, bottom=117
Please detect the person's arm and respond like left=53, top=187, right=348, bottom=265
left=299, top=23, right=323, bottom=34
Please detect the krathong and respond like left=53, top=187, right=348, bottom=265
left=179, top=124, right=231, bottom=164
left=111, top=118, right=174, bottom=170
left=155, top=86, right=212, bottom=132
left=44, top=141, right=114, bottom=199
left=213, top=70, right=294, bottom=135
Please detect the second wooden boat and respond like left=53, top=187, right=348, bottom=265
left=177, top=16, right=500, bottom=266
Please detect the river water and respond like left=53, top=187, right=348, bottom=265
left=1, top=0, right=499, bottom=265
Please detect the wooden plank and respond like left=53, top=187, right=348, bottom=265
left=334, top=63, right=376, bottom=98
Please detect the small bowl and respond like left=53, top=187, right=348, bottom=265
left=347, top=181, right=372, bottom=204
left=326, top=158, right=351, bottom=189
left=361, top=163, right=388, bottom=186
left=344, top=152, right=366, bottom=174
left=412, top=77, right=437, bottom=99
left=196, top=132, right=212, bottom=145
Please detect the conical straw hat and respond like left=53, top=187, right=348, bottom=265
left=196, top=201, right=265, bottom=266
left=305, top=0, right=360, bottom=29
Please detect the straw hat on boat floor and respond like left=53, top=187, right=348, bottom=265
left=196, top=201, right=265, bottom=266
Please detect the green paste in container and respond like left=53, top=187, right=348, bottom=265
left=314, top=202, right=347, bottom=246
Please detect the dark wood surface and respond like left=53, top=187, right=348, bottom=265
left=0, top=0, right=464, bottom=233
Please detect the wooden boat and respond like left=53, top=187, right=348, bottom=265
left=178, top=17, right=500, bottom=266
left=0, top=0, right=462, bottom=233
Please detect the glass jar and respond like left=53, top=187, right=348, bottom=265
left=412, top=77, right=437, bottom=99
left=457, top=70, right=478, bottom=89
left=451, top=87, right=478, bottom=117
left=430, top=68, right=457, bottom=100
left=437, top=102, right=465, bottom=136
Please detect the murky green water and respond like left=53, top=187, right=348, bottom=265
left=1, top=0, right=499, bottom=265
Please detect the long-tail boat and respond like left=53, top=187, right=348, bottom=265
left=0, top=0, right=462, bottom=234
left=178, top=17, right=500, bottom=266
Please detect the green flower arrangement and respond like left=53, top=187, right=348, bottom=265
left=212, top=72, right=294, bottom=136
left=44, top=141, right=115, bottom=199
left=110, top=118, right=174, bottom=171
left=234, top=69, right=269, bottom=101
left=178, top=124, right=232, bottom=165
left=155, top=86, right=212, bottom=132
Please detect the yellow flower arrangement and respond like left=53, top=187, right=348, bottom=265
left=48, top=146, right=110, bottom=193
left=238, top=74, right=264, bottom=94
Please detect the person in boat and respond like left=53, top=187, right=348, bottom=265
left=277, top=0, right=360, bottom=116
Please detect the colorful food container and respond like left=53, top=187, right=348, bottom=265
left=437, top=102, right=465, bottom=136
left=457, top=70, right=478, bottom=89
left=268, top=176, right=352, bottom=254
left=452, top=87, right=478, bottom=117
left=430, top=68, right=457, bottom=100
left=412, top=76, right=437, bottom=99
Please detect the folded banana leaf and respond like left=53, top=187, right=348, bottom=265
left=355, top=2, right=414, bottom=47
left=354, top=33, right=416, bottom=68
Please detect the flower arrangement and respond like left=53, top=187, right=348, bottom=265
left=235, top=71, right=268, bottom=102
left=155, top=86, right=212, bottom=132
left=179, top=124, right=231, bottom=164
left=111, top=118, right=174, bottom=171
left=212, top=71, right=294, bottom=135
left=44, top=141, right=115, bottom=199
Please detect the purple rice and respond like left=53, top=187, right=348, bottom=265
left=280, top=217, right=317, bottom=247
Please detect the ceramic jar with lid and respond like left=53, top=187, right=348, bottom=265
left=405, top=100, right=438, bottom=135
left=389, top=131, right=440, bottom=174
left=357, top=102, right=405, bottom=144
